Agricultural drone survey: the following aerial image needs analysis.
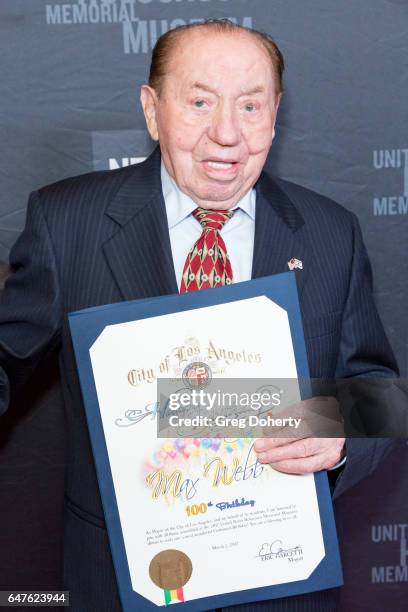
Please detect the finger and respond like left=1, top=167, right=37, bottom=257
left=262, top=421, right=315, bottom=440
left=266, top=397, right=344, bottom=439
left=256, top=437, right=320, bottom=464
left=253, top=437, right=292, bottom=453
left=261, top=438, right=346, bottom=473
left=261, top=414, right=310, bottom=439
left=271, top=396, right=341, bottom=422
left=268, top=455, right=328, bottom=475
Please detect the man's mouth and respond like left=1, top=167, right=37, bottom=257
left=201, top=159, right=239, bottom=177
left=206, top=161, right=234, bottom=170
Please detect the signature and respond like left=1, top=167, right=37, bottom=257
left=257, top=540, right=303, bottom=560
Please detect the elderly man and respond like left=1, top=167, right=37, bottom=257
left=0, top=19, right=397, bottom=612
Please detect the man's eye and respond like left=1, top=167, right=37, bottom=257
left=244, top=103, right=257, bottom=112
left=194, top=100, right=206, bottom=108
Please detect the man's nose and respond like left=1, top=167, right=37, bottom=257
left=208, top=104, right=241, bottom=147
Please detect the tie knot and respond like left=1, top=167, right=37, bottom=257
left=193, top=207, right=235, bottom=232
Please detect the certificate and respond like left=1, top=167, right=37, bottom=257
left=69, top=273, right=342, bottom=611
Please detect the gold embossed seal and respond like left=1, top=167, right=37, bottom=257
left=149, top=549, right=192, bottom=604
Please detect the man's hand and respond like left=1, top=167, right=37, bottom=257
left=254, top=436, right=345, bottom=474
left=253, top=396, right=346, bottom=474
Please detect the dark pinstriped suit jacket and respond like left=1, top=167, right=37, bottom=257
left=0, top=147, right=398, bottom=611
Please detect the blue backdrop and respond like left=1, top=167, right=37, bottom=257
left=0, top=1, right=406, bottom=608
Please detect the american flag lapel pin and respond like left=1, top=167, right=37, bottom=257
left=288, top=258, right=303, bottom=271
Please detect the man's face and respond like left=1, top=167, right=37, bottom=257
left=141, top=30, right=280, bottom=210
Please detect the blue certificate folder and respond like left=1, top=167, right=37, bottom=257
left=69, top=272, right=343, bottom=611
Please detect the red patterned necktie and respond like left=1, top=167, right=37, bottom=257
left=180, top=207, right=235, bottom=293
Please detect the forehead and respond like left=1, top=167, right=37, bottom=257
left=164, top=30, right=275, bottom=93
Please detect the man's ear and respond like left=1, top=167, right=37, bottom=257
left=271, top=93, right=282, bottom=142
left=140, top=85, right=159, bottom=141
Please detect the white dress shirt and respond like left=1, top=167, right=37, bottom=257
left=160, top=161, right=255, bottom=288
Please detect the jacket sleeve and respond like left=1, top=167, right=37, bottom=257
left=0, top=190, right=62, bottom=414
left=333, top=213, right=400, bottom=499
left=335, top=212, right=398, bottom=378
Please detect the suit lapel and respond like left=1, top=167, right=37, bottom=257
left=102, top=148, right=178, bottom=301
left=252, top=172, right=309, bottom=297
left=102, top=151, right=309, bottom=301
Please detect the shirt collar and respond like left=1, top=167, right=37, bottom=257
left=161, top=161, right=255, bottom=229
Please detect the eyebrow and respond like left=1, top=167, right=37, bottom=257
left=191, top=82, right=265, bottom=96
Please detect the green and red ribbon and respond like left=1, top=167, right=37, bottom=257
left=164, top=588, right=184, bottom=605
